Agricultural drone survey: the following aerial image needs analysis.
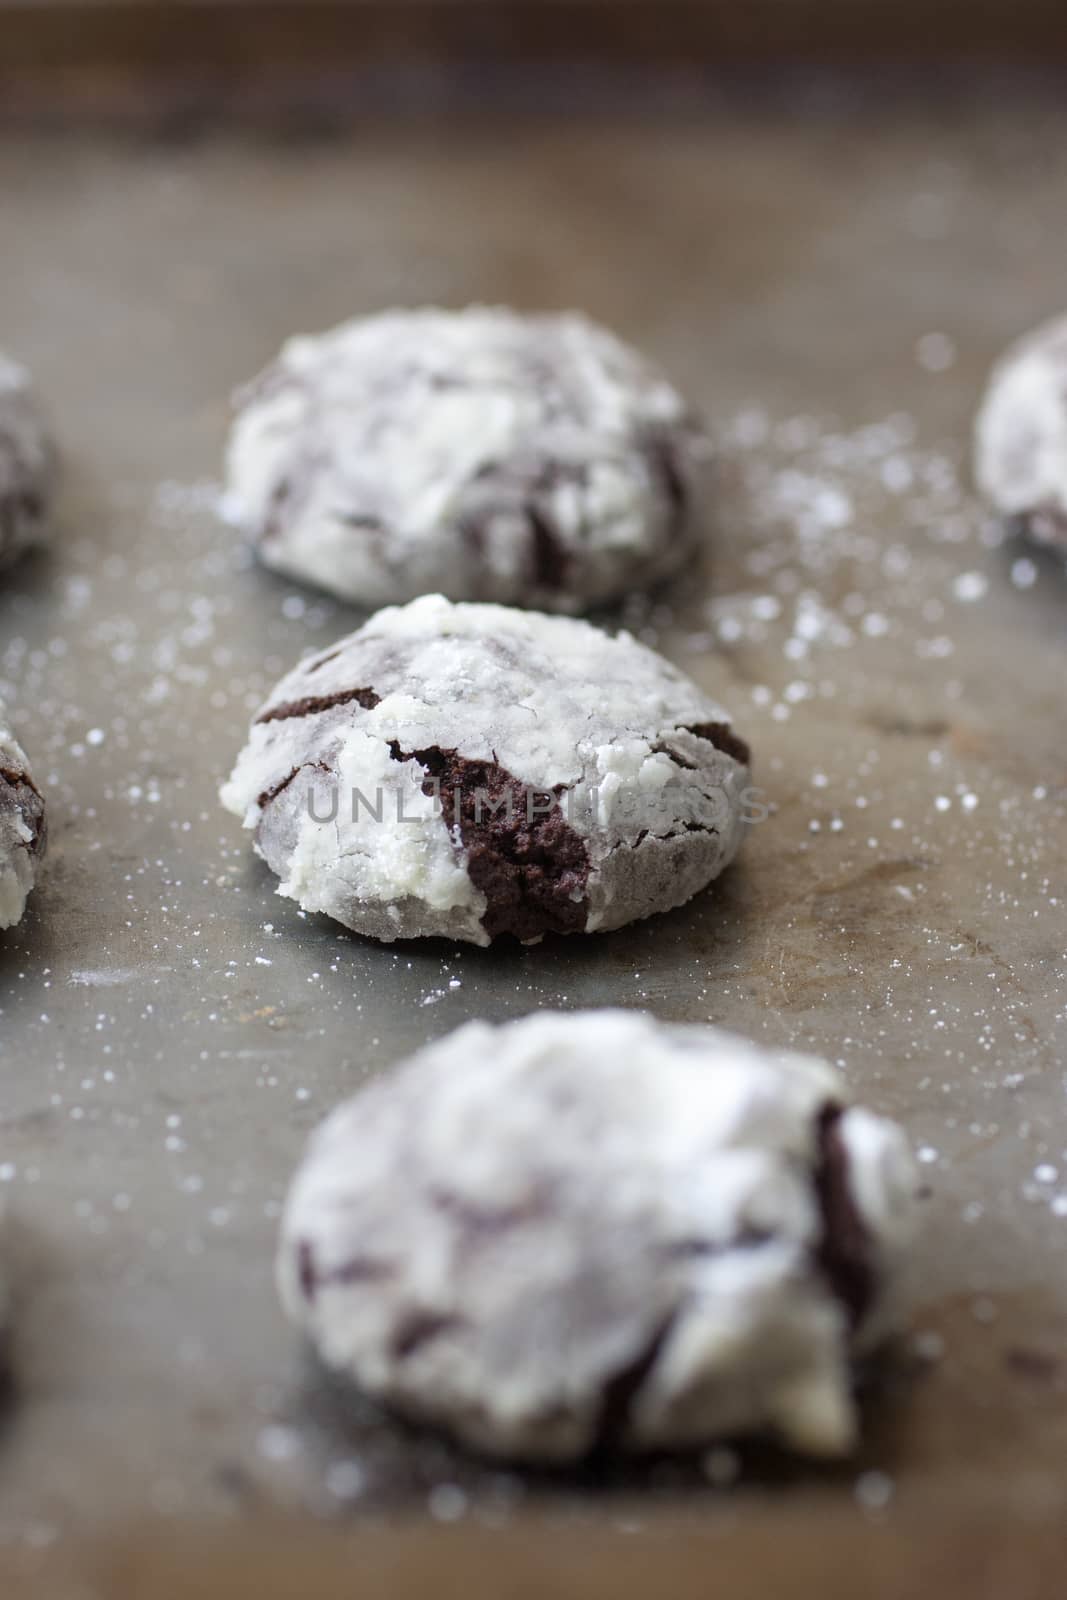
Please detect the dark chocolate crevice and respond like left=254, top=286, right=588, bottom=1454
left=261, top=476, right=292, bottom=543
left=606, top=818, right=719, bottom=853
left=256, top=686, right=380, bottom=725
left=682, top=721, right=751, bottom=768
left=527, top=503, right=569, bottom=591
left=338, top=512, right=384, bottom=532
left=389, top=743, right=590, bottom=942
left=591, top=1310, right=677, bottom=1456
left=663, top=1225, right=773, bottom=1260
left=651, top=740, right=698, bottom=771
left=0, top=768, right=46, bottom=857
left=814, top=1105, right=875, bottom=1330
left=257, top=759, right=331, bottom=810
left=297, top=1240, right=317, bottom=1302
left=1011, top=506, right=1067, bottom=549
left=390, top=1311, right=465, bottom=1361
left=297, top=1239, right=398, bottom=1304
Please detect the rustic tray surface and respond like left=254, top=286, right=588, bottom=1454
left=0, top=82, right=1065, bottom=1583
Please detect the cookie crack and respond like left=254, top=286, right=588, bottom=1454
left=680, top=721, right=751, bottom=767
left=256, top=686, right=381, bottom=725
left=591, top=1309, right=678, bottom=1456
left=297, top=1239, right=398, bottom=1303
left=256, top=758, right=331, bottom=810
left=606, top=819, right=720, bottom=854
left=0, top=767, right=46, bottom=856
left=390, top=1311, right=466, bottom=1361
left=662, top=1225, right=773, bottom=1259
left=527, top=502, right=570, bottom=591
left=388, top=743, right=590, bottom=942
left=813, top=1104, right=875, bottom=1329
left=651, top=741, right=699, bottom=771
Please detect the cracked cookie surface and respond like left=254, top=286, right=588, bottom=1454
left=278, top=1010, right=918, bottom=1462
left=0, top=696, right=46, bottom=931
left=221, top=594, right=751, bottom=945
left=223, top=306, right=704, bottom=611
left=975, top=312, right=1067, bottom=547
left=0, top=354, right=55, bottom=574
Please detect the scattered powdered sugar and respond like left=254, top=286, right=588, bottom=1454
left=1, top=296, right=1065, bottom=1536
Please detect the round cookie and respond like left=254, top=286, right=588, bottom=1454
left=278, top=1010, right=918, bottom=1463
left=221, top=594, right=751, bottom=946
left=974, top=312, right=1067, bottom=547
left=223, top=306, right=704, bottom=611
left=0, top=698, right=46, bottom=930
left=0, top=354, right=54, bottom=573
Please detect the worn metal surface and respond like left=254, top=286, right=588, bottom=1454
left=0, top=90, right=1065, bottom=1556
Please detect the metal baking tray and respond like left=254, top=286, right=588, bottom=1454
left=0, top=79, right=1065, bottom=1589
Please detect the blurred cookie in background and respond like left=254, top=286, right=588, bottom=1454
left=0, top=354, right=56, bottom=574
left=975, top=313, right=1067, bottom=549
left=0, top=696, right=46, bottom=931
left=223, top=307, right=705, bottom=612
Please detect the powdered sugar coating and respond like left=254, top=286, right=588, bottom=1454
left=0, top=354, right=55, bottom=572
left=974, top=313, right=1067, bottom=545
left=223, top=307, right=703, bottom=611
left=278, top=1010, right=918, bottom=1462
left=221, top=595, right=751, bottom=946
left=0, top=697, right=46, bottom=930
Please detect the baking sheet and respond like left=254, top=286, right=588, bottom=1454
left=0, top=87, right=1066, bottom=1559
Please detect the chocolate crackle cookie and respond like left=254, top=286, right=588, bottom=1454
left=223, top=306, right=703, bottom=611
left=975, top=313, right=1067, bottom=547
left=0, top=354, right=55, bottom=573
left=0, top=698, right=46, bottom=930
left=221, top=595, right=751, bottom=946
left=278, top=1010, right=918, bottom=1463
